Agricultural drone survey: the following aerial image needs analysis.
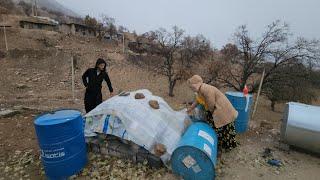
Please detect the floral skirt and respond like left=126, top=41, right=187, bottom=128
left=205, top=111, right=237, bottom=151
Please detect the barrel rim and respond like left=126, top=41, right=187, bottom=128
left=34, top=108, right=82, bottom=126
left=225, top=91, right=253, bottom=98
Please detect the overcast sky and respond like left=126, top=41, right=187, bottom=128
left=56, top=0, right=320, bottom=48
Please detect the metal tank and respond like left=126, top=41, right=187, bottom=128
left=281, top=102, right=320, bottom=154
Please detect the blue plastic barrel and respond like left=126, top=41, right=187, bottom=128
left=171, top=122, right=218, bottom=180
left=225, top=92, right=253, bottom=133
left=34, top=110, right=87, bottom=179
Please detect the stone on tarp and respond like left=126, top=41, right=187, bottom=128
left=154, top=143, right=166, bottom=157
left=135, top=93, right=145, bottom=99
left=149, top=100, right=160, bottom=109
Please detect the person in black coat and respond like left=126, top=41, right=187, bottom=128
left=82, top=58, right=114, bottom=113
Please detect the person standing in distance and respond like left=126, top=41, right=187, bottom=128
left=82, top=58, right=114, bottom=113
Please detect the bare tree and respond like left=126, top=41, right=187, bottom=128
left=0, top=0, right=15, bottom=11
left=18, top=1, right=32, bottom=16
left=149, top=26, right=185, bottom=96
left=209, top=20, right=320, bottom=92
left=118, top=25, right=129, bottom=33
left=84, top=15, right=98, bottom=27
left=180, top=35, right=211, bottom=68
left=101, top=14, right=117, bottom=38
left=263, top=60, right=317, bottom=111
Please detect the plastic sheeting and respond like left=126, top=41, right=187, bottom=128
left=84, top=89, right=190, bottom=164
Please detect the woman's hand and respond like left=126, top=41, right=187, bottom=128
left=187, top=108, right=193, bottom=115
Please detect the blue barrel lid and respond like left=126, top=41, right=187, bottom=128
left=35, top=109, right=81, bottom=126
left=225, top=91, right=253, bottom=98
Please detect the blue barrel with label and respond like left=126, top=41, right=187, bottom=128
left=171, top=122, right=218, bottom=180
left=34, top=110, right=87, bottom=179
left=225, top=92, right=253, bottom=133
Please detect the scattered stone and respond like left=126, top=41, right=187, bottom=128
left=262, top=148, right=273, bottom=159
left=260, top=120, right=273, bottom=129
left=216, top=168, right=222, bottom=174
left=32, top=78, right=39, bottom=82
left=55, top=45, right=63, bottom=50
left=249, top=120, right=259, bottom=130
left=269, top=129, right=280, bottom=136
left=16, top=83, right=29, bottom=89
left=149, top=100, right=160, bottom=109
left=0, top=109, right=20, bottom=118
left=275, top=170, right=280, bottom=175
left=278, top=142, right=290, bottom=152
left=4, top=166, right=11, bottom=173
left=134, top=93, right=145, bottom=99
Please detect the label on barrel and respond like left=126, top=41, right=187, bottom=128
left=182, top=155, right=196, bottom=168
left=41, top=148, right=65, bottom=160
left=203, top=144, right=212, bottom=157
left=198, top=130, right=214, bottom=145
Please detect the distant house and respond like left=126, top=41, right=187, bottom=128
left=123, top=32, right=136, bottom=42
left=59, top=23, right=96, bottom=37
left=19, top=17, right=59, bottom=31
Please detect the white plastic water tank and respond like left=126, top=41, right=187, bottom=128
left=281, top=102, right=320, bottom=154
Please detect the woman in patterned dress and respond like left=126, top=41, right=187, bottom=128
left=187, top=75, right=238, bottom=151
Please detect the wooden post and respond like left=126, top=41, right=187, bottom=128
left=122, top=34, right=125, bottom=54
left=32, top=4, right=34, bottom=16
left=71, top=56, right=75, bottom=101
left=252, top=68, right=265, bottom=118
left=3, top=26, right=8, bottom=51
left=35, top=0, right=38, bottom=17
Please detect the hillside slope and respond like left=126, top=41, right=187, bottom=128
left=12, top=0, right=79, bottom=17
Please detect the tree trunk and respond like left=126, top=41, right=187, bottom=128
left=271, top=101, right=275, bottom=112
left=169, top=85, right=174, bottom=97
left=169, top=81, right=175, bottom=97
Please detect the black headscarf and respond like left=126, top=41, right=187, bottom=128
left=95, top=58, right=107, bottom=72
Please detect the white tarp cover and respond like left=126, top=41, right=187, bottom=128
left=84, top=89, right=189, bottom=164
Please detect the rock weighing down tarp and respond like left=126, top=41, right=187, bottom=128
left=84, top=89, right=189, bottom=165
